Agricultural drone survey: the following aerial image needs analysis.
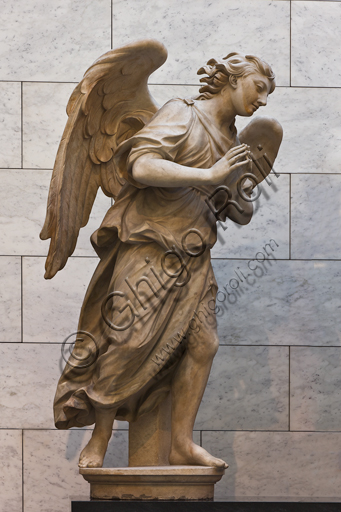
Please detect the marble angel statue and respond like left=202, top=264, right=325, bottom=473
left=41, top=40, right=282, bottom=469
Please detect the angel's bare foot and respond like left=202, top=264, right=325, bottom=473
left=169, top=441, right=228, bottom=469
left=78, top=408, right=116, bottom=468
left=78, top=431, right=110, bottom=468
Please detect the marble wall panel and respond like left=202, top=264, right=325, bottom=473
left=0, top=0, right=111, bottom=82
left=193, top=430, right=201, bottom=446
left=113, top=0, right=290, bottom=86
left=195, top=346, right=289, bottom=431
left=291, top=174, right=341, bottom=259
left=0, top=430, right=22, bottom=512
left=212, top=259, right=341, bottom=346
left=0, top=256, right=21, bottom=342
left=23, top=82, right=75, bottom=169
left=149, top=84, right=198, bottom=106
left=0, top=82, right=21, bottom=168
left=212, top=174, right=289, bottom=259
left=0, top=169, right=110, bottom=257
left=23, top=429, right=128, bottom=512
left=291, top=347, right=341, bottom=431
left=202, top=431, right=341, bottom=499
left=236, top=87, right=341, bottom=174
left=0, top=169, right=54, bottom=257
left=292, top=1, right=341, bottom=87
left=153, top=86, right=341, bottom=176
left=0, top=343, right=61, bottom=429
left=23, top=256, right=98, bottom=343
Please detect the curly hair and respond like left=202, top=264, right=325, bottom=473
left=196, top=52, right=276, bottom=100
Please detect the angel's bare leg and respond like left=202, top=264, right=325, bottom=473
left=78, top=408, right=116, bottom=468
left=169, top=322, right=228, bottom=469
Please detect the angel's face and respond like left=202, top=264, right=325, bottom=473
left=228, top=72, right=272, bottom=117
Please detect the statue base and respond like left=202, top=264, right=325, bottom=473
left=79, top=465, right=225, bottom=501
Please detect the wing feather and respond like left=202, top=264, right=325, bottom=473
left=40, top=39, right=167, bottom=279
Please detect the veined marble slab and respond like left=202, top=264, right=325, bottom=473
left=113, top=0, right=290, bottom=86
left=0, top=169, right=110, bottom=257
left=0, top=82, right=21, bottom=168
left=236, top=87, right=341, bottom=174
left=0, top=343, right=61, bottom=428
left=0, top=0, right=111, bottom=82
left=0, top=169, right=55, bottom=257
left=23, top=429, right=128, bottom=512
left=291, top=347, right=341, bottom=431
left=149, top=84, right=198, bottom=107
left=212, top=174, right=289, bottom=259
left=0, top=256, right=21, bottom=342
left=23, top=256, right=98, bottom=343
left=292, top=1, right=341, bottom=86
left=0, top=430, right=22, bottom=512
left=23, top=82, right=75, bottom=169
left=211, top=259, right=341, bottom=346
left=202, top=431, right=341, bottom=499
left=291, top=174, right=341, bottom=259
left=195, top=345, right=289, bottom=431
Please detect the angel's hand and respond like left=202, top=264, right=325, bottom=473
left=209, top=144, right=251, bottom=186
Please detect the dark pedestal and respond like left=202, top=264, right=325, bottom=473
left=72, top=501, right=341, bottom=512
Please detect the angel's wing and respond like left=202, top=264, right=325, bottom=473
left=40, top=39, right=167, bottom=279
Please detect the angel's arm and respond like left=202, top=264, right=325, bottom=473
left=132, top=144, right=250, bottom=187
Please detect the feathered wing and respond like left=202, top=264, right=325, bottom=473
left=40, top=40, right=167, bottom=279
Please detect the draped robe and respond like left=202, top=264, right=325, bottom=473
left=54, top=98, right=253, bottom=428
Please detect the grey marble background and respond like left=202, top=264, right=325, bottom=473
left=0, top=0, right=341, bottom=510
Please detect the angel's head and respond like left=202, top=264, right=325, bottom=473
left=197, top=52, right=275, bottom=117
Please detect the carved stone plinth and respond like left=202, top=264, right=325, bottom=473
left=79, top=466, right=225, bottom=501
